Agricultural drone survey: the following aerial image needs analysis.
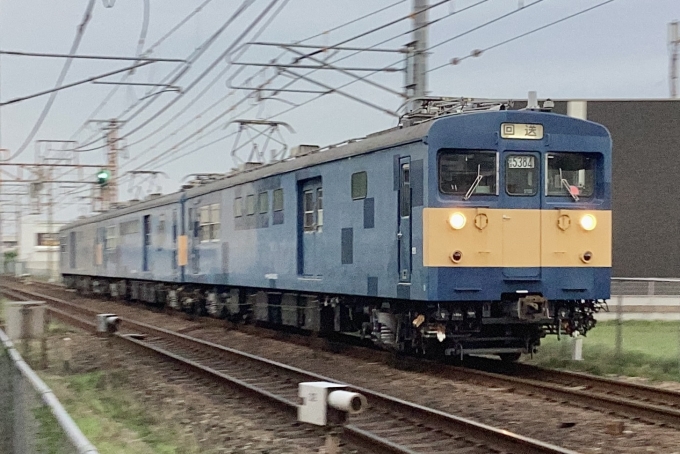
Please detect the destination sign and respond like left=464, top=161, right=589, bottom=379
left=500, top=123, right=544, bottom=140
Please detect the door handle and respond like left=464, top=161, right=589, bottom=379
left=502, top=215, right=511, bottom=220
left=397, top=231, right=403, bottom=239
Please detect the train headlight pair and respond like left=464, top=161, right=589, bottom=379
left=448, top=212, right=466, bottom=230
left=579, top=214, right=597, bottom=231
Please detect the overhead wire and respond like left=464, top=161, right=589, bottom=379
left=68, top=0, right=214, bottom=145
left=120, top=0, right=292, bottom=169
left=118, top=0, right=406, bottom=169
left=428, top=0, right=617, bottom=72
left=73, top=0, right=257, bottom=152
left=3, top=0, right=96, bottom=161
left=127, top=0, right=469, bottom=172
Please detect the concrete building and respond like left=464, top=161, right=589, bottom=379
left=16, top=215, right=66, bottom=278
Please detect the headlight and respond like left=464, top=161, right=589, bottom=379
left=448, top=212, right=466, bottom=230
left=579, top=214, right=597, bottom=231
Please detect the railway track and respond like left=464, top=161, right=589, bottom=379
left=0, top=282, right=576, bottom=454
left=7, top=279, right=680, bottom=430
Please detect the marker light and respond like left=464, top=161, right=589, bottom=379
left=579, top=214, right=597, bottom=231
left=448, top=212, right=467, bottom=230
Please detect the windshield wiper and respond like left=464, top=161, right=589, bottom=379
left=559, top=168, right=579, bottom=202
left=463, top=164, right=483, bottom=201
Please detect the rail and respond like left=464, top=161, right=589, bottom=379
left=1, top=283, right=577, bottom=454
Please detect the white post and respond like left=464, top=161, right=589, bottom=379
left=571, top=333, right=583, bottom=361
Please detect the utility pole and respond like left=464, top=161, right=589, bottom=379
left=405, top=0, right=429, bottom=111
left=103, top=119, right=120, bottom=209
left=670, top=21, right=679, bottom=98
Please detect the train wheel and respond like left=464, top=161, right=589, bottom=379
left=499, top=352, right=522, bottom=362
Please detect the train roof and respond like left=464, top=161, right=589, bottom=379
left=61, top=108, right=609, bottom=231
left=61, top=119, right=433, bottom=231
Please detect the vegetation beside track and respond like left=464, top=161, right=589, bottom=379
left=526, top=321, right=680, bottom=382
left=36, top=322, right=201, bottom=454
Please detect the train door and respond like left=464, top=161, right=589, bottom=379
left=501, top=152, right=541, bottom=277
left=298, top=178, right=322, bottom=276
left=143, top=215, right=151, bottom=272
left=398, top=157, right=412, bottom=282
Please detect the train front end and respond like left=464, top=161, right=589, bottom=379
left=420, top=109, right=611, bottom=359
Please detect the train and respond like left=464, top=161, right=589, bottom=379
left=60, top=98, right=612, bottom=361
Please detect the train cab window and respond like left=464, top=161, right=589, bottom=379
left=246, top=195, right=256, bottom=216
left=273, top=189, right=284, bottom=212
left=234, top=198, right=243, bottom=217
left=546, top=153, right=596, bottom=198
left=505, top=155, right=537, bottom=196
left=439, top=150, right=497, bottom=196
left=351, top=172, right=367, bottom=199
left=258, top=192, right=269, bottom=214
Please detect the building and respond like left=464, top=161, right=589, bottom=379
left=16, top=215, right=66, bottom=278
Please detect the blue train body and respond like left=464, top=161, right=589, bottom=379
left=61, top=108, right=612, bottom=358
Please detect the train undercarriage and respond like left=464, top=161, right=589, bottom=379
left=63, top=274, right=607, bottom=361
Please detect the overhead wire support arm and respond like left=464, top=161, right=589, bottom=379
left=242, top=41, right=407, bottom=54
left=0, top=61, right=154, bottom=107
left=279, top=45, right=405, bottom=98
left=278, top=68, right=400, bottom=117
left=0, top=50, right=185, bottom=63
left=229, top=61, right=401, bottom=73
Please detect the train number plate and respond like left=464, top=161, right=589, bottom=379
left=501, top=123, right=544, bottom=140
left=508, top=156, right=535, bottom=169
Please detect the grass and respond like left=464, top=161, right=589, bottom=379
left=39, top=357, right=200, bottom=454
left=526, top=321, right=680, bottom=382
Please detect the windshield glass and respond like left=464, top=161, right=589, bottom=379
left=506, top=155, right=537, bottom=196
left=546, top=153, right=596, bottom=197
left=439, top=150, right=496, bottom=195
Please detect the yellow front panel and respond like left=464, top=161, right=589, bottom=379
left=423, top=208, right=611, bottom=268
left=501, top=209, right=541, bottom=267
left=541, top=210, right=611, bottom=267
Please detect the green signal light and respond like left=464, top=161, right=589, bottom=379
left=97, top=169, right=111, bottom=186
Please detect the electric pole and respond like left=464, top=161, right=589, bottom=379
left=670, top=21, right=679, bottom=98
left=103, top=119, right=120, bottom=209
left=405, top=0, right=429, bottom=111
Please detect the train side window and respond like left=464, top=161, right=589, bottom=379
left=234, top=198, right=243, bottom=217
left=210, top=204, right=220, bottom=240
left=246, top=194, right=256, bottom=216
left=506, top=155, right=537, bottom=196
left=105, top=226, right=117, bottom=251
left=351, top=172, right=367, bottom=200
left=438, top=150, right=497, bottom=195
left=316, top=188, right=323, bottom=227
left=273, top=188, right=284, bottom=212
left=303, top=190, right=315, bottom=231
left=258, top=192, right=269, bottom=214
left=199, top=204, right=220, bottom=242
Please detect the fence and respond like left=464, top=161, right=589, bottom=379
left=0, top=329, right=98, bottom=454
left=598, top=277, right=680, bottom=321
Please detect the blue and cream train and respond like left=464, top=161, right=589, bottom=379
left=60, top=104, right=612, bottom=360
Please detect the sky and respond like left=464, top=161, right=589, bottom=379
left=0, top=0, right=677, bottom=221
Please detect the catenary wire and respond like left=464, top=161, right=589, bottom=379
left=3, top=0, right=96, bottom=161
left=120, top=0, right=292, bottom=169
left=428, top=0, right=618, bottom=72
left=73, top=0, right=257, bottom=152
left=127, top=0, right=481, bottom=172
left=69, top=0, right=214, bottom=145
